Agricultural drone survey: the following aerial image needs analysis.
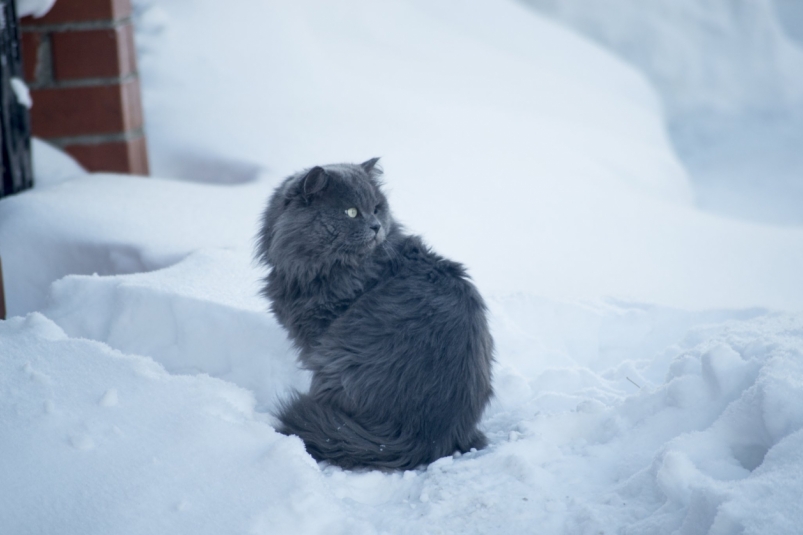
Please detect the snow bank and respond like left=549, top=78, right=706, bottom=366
left=132, top=0, right=691, bottom=202
left=0, top=314, right=347, bottom=535
left=3, top=302, right=802, bottom=533
left=775, top=0, right=803, bottom=44
left=4, top=165, right=803, bottom=317
left=520, top=0, right=803, bottom=226
left=4, top=0, right=801, bottom=314
left=31, top=138, right=87, bottom=188
left=43, top=249, right=308, bottom=411
left=0, top=173, right=272, bottom=316
left=521, top=0, right=803, bottom=115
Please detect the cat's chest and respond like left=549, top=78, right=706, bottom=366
left=296, top=283, right=360, bottom=318
left=290, top=271, right=368, bottom=307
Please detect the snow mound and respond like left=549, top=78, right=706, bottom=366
left=522, top=0, right=803, bottom=115
left=43, top=249, right=308, bottom=411
left=31, top=138, right=87, bottom=188
left=0, top=174, right=273, bottom=316
left=0, top=314, right=348, bottom=535
left=520, top=0, right=803, bottom=226
left=476, top=310, right=803, bottom=534
left=133, top=0, right=692, bottom=205
left=2, top=304, right=802, bottom=533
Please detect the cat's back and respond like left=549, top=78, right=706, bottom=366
left=328, top=233, right=492, bottom=375
left=385, top=235, right=481, bottom=306
left=312, top=234, right=493, bottom=453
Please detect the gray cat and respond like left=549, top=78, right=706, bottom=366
left=257, top=158, right=493, bottom=470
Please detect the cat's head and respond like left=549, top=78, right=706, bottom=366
left=257, top=158, right=395, bottom=274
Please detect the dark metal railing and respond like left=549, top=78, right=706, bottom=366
left=1, top=0, right=33, bottom=199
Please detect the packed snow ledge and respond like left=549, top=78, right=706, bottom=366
left=2, top=1, right=803, bottom=534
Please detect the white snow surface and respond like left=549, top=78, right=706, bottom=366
left=520, top=0, right=803, bottom=226
left=2, top=1, right=803, bottom=534
left=14, top=0, right=57, bottom=18
left=521, top=0, right=803, bottom=115
left=30, top=137, right=87, bottom=187
left=10, top=77, right=32, bottom=109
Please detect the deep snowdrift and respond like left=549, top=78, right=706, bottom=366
left=521, top=0, right=803, bottom=115
left=3, top=286, right=802, bottom=534
left=521, top=0, right=803, bottom=225
left=2, top=1, right=803, bottom=534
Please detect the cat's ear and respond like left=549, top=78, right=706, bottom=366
left=299, top=166, right=329, bottom=198
left=361, top=157, right=382, bottom=176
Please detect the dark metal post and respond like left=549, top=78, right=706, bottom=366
left=1, top=0, right=34, bottom=198
left=0, top=256, right=6, bottom=320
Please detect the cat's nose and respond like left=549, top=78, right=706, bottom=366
left=369, top=217, right=382, bottom=234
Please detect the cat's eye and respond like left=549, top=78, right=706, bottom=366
left=374, top=205, right=381, bottom=215
left=346, top=207, right=358, bottom=218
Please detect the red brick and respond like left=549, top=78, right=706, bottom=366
left=20, top=32, right=41, bottom=83
left=30, top=79, right=144, bottom=138
left=20, top=0, right=132, bottom=25
left=51, top=23, right=137, bottom=80
left=64, top=135, right=149, bottom=174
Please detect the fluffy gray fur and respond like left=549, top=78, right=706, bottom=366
left=256, top=159, right=493, bottom=470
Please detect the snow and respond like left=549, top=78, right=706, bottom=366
left=2, top=0, right=803, bottom=533
left=521, top=0, right=803, bottom=115
left=14, top=0, right=58, bottom=18
left=0, top=173, right=271, bottom=315
left=3, top=300, right=803, bottom=533
left=521, top=0, right=803, bottom=225
left=10, top=77, right=32, bottom=109
left=30, top=137, right=87, bottom=187
left=0, top=314, right=343, bottom=535
left=775, top=0, right=803, bottom=45
left=43, top=249, right=308, bottom=410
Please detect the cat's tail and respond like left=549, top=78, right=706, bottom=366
left=278, top=393, right=479, bottom=470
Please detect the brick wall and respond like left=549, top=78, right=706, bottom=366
left=20, top=0, right=149, bottom=175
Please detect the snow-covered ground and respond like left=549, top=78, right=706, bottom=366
left=522, top=0, right=803, bottom=225
left=2, top=1, right=803, bottom=533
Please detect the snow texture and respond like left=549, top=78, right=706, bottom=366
left=521, top=0, right=803, bottom=115
left=14, top=0, right=57, bottom=18
left=522, top=0, right=803, bottom=226
left=30, top=137, right=87, bottom=188
left=1, top=1, right=802, bottom=534
left=10, top=77, right=32, bottom=109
